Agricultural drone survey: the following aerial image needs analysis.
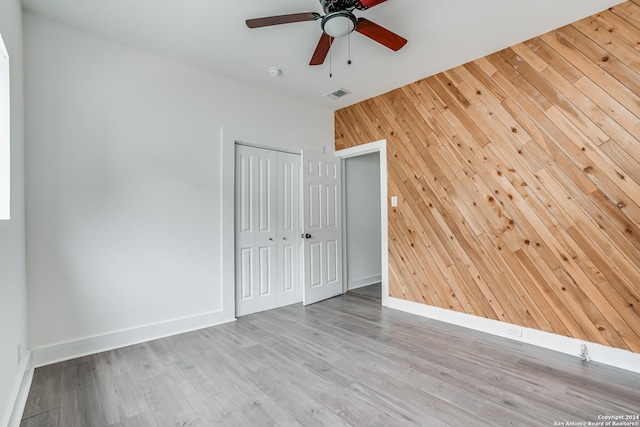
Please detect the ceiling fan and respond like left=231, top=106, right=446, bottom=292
left=246, top=0, right=407, bottom=66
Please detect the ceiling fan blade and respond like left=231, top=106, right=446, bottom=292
left=355, top=18, right=407, bottom=51
left=358, top=0, right=388, bottom=9
left=310, top=33, right=335, bottom=66
left=246, top=12, right=321, bottom=29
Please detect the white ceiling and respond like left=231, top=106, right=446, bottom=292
left=21, top=0, right=623, bottom=111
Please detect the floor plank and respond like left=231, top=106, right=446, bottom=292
left=21, top=286, right=640, bottom=426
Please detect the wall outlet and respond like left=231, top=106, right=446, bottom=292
left=580, top=344, right=591, bottom=362
left=507, top=326, right=523, bottom=338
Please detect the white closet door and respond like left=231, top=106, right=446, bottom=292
left=301, top=150, right=343, bottom=305
left=235, top=145, right=301, bottom=316
left=276, top=151, right=303, bottom=303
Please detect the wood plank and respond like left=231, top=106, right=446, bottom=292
left=486, top=52, right=601, bottom=196
left=591, top=8, right=640, bottom=52
left=573, top=14, right=640, bottom=70
left=20, top=409, right=59, bottom=427
left=562, top=22, right=640, bottom=96
left=544, top=106, right=640, bottom=222
left=524, top=37, right=584, bottom=84
left=21, top=364, right=62, bottom=420
left=539, top=65, right=639, bottom=160
left=611, top=1, right=640, bottom=34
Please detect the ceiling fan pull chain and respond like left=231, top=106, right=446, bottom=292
left=348, top=26, right=352, bottom=65
left=329, top=38, right=333, bottom=77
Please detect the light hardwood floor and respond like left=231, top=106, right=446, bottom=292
left=21, top=287, right=640, bottom=426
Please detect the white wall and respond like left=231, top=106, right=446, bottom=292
left=0, top=0, right=28, bottom=425
left=0, top=35, right=10, bottom=221
left=23, top=12, right=333, bottom=365
left=345, top=152, right=381, bottom=290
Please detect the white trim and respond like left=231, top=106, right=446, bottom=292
left=220, top=126, right=236, bottom=322
left=388, top=297, right=640, bottom=374
left=0, top=34, right=7, bottom=59
left=3, top=350, right=33, bottom=427
left=31, top=310, right=232, bottom=368
left=340, top=158, right=348, bottom=293
left=235, top=141, right=299, bottom=156
left=336, top=142, right=385, bottom=158
left=336, top=140, right=389, bottom=306
left=348, top=274, right=382, bottom=291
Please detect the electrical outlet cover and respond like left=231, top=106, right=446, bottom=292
left=507, top=327, right=523, bottom=338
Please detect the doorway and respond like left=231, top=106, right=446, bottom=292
left=344, top=152, right=381, bottom=298
left=337, top=140, right=389, bottom=305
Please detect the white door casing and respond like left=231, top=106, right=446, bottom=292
left=235, top=145, right=301, bottom=316
left=301, top=150, right=343, bottom=305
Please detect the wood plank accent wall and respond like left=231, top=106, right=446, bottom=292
left=335, top=1, right=640, bottom=352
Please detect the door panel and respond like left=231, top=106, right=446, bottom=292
left=259, top=247, right=271, bottom=296
left=302, top=151, right=343, bottom=305
left=326, top=239, right=339, bottom=284
left=239, top=155, right=253, bottom=233
left=282, top=245, right=294, bottom=292
left=308, top=184, right=322, bottom=229
left=258, top=157, right=272, bottom=233
left=240, top=248, right=253, bottom=299
left=282, top=161, right=294, bottom=231
left=309, top=241, right=322, bottom=288
left=326, top=185, right=338, bottom=228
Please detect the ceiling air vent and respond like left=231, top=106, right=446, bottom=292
left=326, top=88, right=351, bottom=100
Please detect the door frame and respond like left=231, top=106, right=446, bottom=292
left=336, top=140, right=389, bottom=306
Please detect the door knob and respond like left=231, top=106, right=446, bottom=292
left=283, top=237, right=287, bottom=240
left=301, top=233, right=312, bottom=239
left=268, top=238, right=273, bottom=241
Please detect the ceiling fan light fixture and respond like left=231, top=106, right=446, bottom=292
left=321, top=11, right=357, bottom=38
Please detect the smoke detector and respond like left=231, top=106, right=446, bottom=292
left=326, top=88, right=351, bottom=99
left=268, top=67, right=282, bottom=77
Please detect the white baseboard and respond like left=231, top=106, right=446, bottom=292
left=31, top=310, right=235, bottom=368
left=348, top=274, right=382, bottom=291
left=386, top=297, right=640, bottom=374
left=3, top=350, right=33, bottom=427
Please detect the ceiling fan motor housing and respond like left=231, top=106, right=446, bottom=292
left=320, top=0, right=361, bottom=13
left=319, top=0, right=387, bottom=12
left=321, top=11, right=357, bottom=38
left=357, top=0, right=388, bottom=9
